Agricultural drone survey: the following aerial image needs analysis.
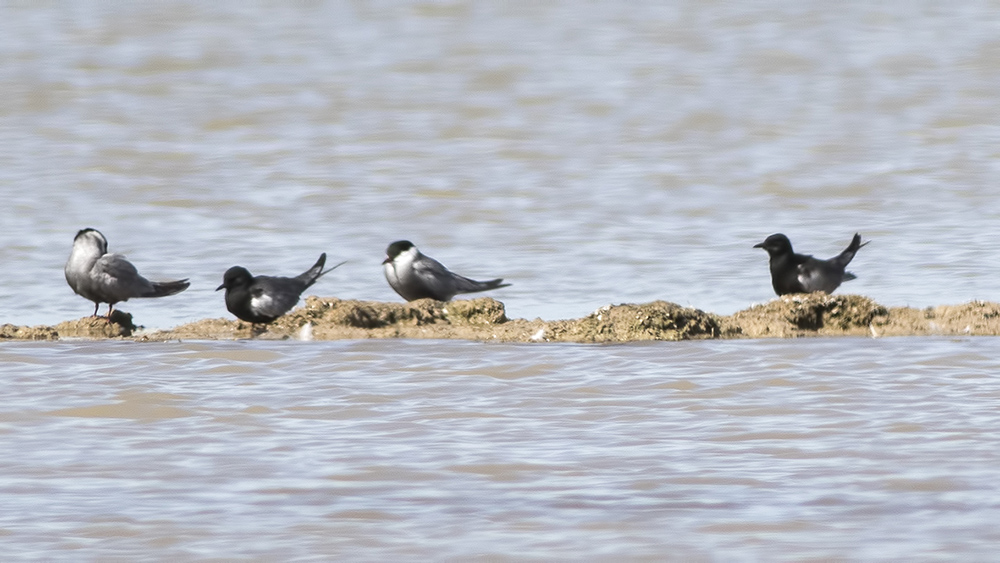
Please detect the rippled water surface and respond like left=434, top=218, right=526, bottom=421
left=3, top=1, right=1000, bottom=559
left=2, top=338, right=1000, bottom=559
left=2, top=1, right=1000, bottom=327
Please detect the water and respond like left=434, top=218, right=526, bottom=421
left=2, top=2, right=1000, bottom=328
left=2, top=337, right=1000, bottom=559
left=3, top=1, right=1000, bottom=558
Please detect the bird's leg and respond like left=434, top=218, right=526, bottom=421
left=106, top=304, right=115, bottom=323
left=87, top=302, right=105, bottom=326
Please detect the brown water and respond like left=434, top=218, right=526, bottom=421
left=3, top=1, right=1000, bottom=558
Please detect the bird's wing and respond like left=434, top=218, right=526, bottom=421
left=410, top=256, right=457, bottom=297
left=792, top=252, right=813, bottom=265
left=91, top=253, right=153, bottom=300
left=295, top=253, right=326, bottom=287
left=450, top=273, right=509, bottom=294
left=92, top=253, right=139, bottom=280
left=830, top=233, right=867, bottom=270
left=797, top=257, right=844, bottom=293
left=796, top=263, right=820, bottom=292
left=250, top=277, right=306, bottom=319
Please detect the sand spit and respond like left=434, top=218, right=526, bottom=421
left=4, top=294, right=1000, bottom=342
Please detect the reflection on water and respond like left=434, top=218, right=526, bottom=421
left=2, top=337, right=1000, bottom=558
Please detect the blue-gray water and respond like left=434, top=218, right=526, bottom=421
left=2, top=338, right=1000, bottom=560
left=2, top=1, right=1000, bottom=559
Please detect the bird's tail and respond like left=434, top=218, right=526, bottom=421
left=146, top=279, right=190, bottom=298
left=296, top=253, right=346, bottom=288
left=454, top=276, right=511, bottom=295
left=832, top=233, right=869, bottom=269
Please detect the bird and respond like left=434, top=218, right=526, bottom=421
left=382, top=240, right=510, bottom=302
left=216, top=253, right=344, bottom=325
left=754, top=232, right=868, bottom=296
left=64, top=228, right=190, bottom=318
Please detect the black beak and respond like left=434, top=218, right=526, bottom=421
left=382, top=256, right=391, bottom=265
left=216, top=283, right=226, bottom=291
left=753, top=242, right=765, bottom=248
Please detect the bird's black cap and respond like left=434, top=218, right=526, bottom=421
left=754, top=233, right=793, bottom=254
left=384, top=240, right=415, bottom=264
left=217, top=266, right=253, bottom=291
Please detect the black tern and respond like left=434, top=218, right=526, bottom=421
left=216, top=253, right=344, bottom=325
left=754, top=232, right=868, bottom=296
left=382, top=240, right=510, bottom=302
left=64, top=228, right=190, bottom=318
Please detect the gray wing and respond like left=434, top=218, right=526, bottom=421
left=251, top=277, right=307, bottom=319
left=411, top=256, right=459, bottom=299
left=91, top=253, right=155, bottom=302
left=412, top=256, right=508, bottom=298
left=449, top=273, right=510, bottom=294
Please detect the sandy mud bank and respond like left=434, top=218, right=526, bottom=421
left=5, top=294, right=1000, bottom=342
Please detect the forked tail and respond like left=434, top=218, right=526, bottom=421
left=833, top=233, right=869, bottom=269
left=297, top=253, right=346, bottom=288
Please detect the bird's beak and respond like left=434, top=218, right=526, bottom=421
left=753, top=242, right=765, bottom=248
left=215, top=283, right=226, bottom=291
left=382, top=256, right=391, bottom=264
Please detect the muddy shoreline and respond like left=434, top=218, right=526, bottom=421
left=4, top=294, right=1000, bottom=342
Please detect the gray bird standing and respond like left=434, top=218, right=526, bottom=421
left=382, top=240, right=510, bottom=302
left=65, top=228, right=190, bottom=318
